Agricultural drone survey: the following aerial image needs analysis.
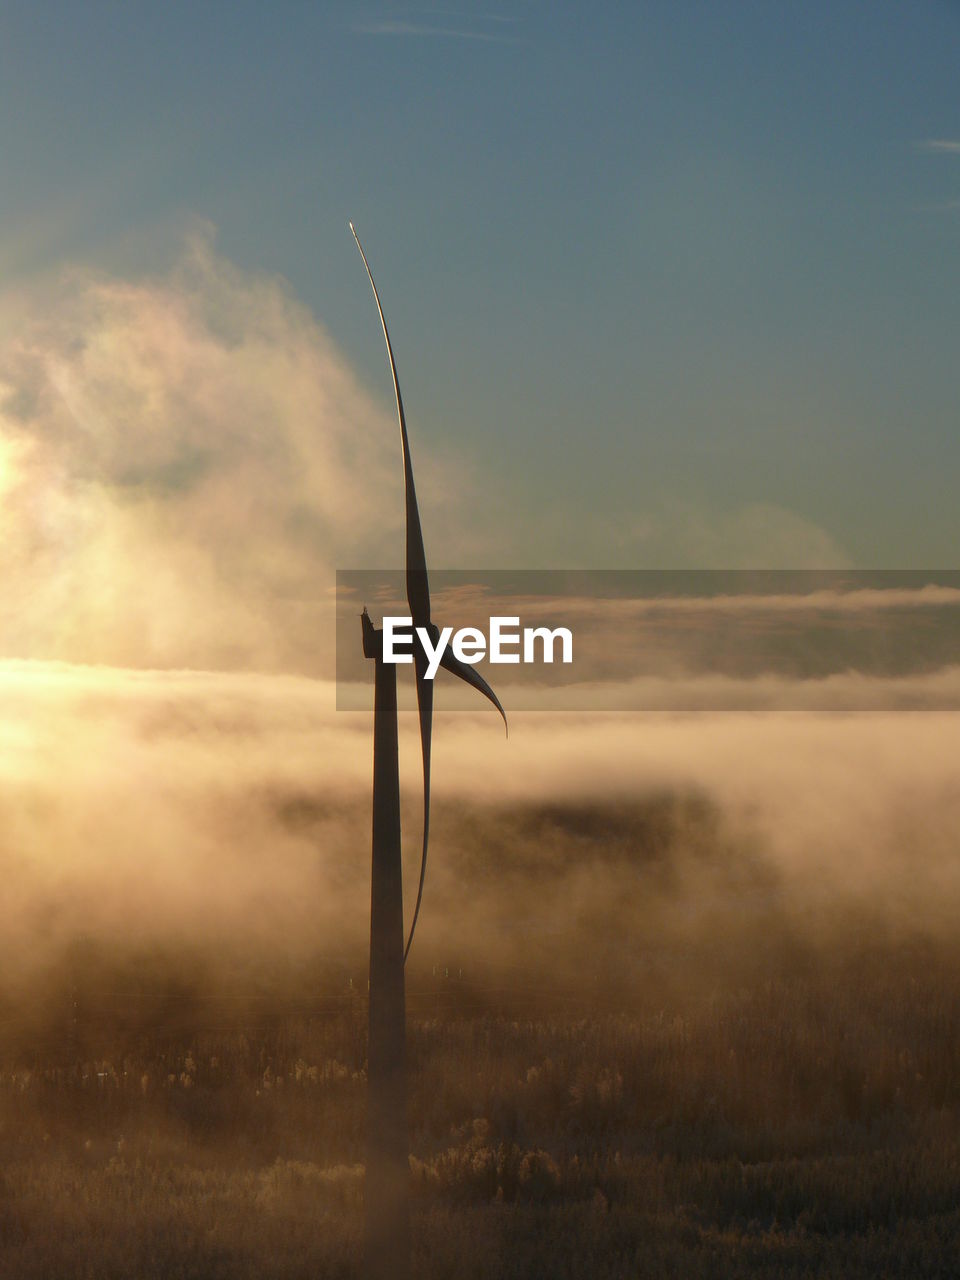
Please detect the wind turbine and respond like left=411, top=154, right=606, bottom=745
left=349, top=223, right=506, bottom=1280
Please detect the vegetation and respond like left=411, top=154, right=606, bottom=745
left=3, top=939, right=960, bottom=1278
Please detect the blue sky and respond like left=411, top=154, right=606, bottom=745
left=1, top=1, right=958, bottom=568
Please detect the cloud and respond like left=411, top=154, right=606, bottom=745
left=913, top=198, right=960, bottom=214
left=3, top=234, right=956, bottom=1011
left=354, top=19, right=522, bottom=44
left=0, top=230, right=853, bottom=685
left=479, top=583, right=960, bottom=617
left=0, top=229, right=425, bottom=674
left=459, top=496, right=851, bottom=572
left=3, top=658, right=960, bottom=998
left=663, top=501, right=851, bottom=568
left=916, top=139, right=960, bottom=154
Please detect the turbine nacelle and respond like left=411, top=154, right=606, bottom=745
left=362, top=609, right=507, bottom=725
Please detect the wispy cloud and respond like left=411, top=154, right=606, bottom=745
left=0, top=228, right=407, bottom=675
left=913, top=197, right=960, bottom=214
left=5, top=655, right=960, bottom=981
left=916, top=138, right=960, bottom=154
left=354, top=19, right=523, bottom=44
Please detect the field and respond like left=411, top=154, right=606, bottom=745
left=4, top=930, right=960, bottom=1277
left=4, top=774, right=960, bottom=1279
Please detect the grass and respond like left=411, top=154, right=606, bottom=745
left=3, top=945, right=960, bottom=1277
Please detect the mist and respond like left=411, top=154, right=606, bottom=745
left=3, top=654, right=959, bottom=1048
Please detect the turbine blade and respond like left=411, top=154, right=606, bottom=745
left=438, top=648, right=509, bottom=735
left=403, top=656, right=433, bottom=964
left=349, top=221, right=431, bottom=626
left=351, top=222, right=435, bottom=964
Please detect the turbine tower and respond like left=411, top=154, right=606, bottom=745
left=350, top=223, right=506, bottom=1280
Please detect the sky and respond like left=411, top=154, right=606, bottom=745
left=0, top=1, right=958, bottom=580
left=1, top=3, right=960, bottom=995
